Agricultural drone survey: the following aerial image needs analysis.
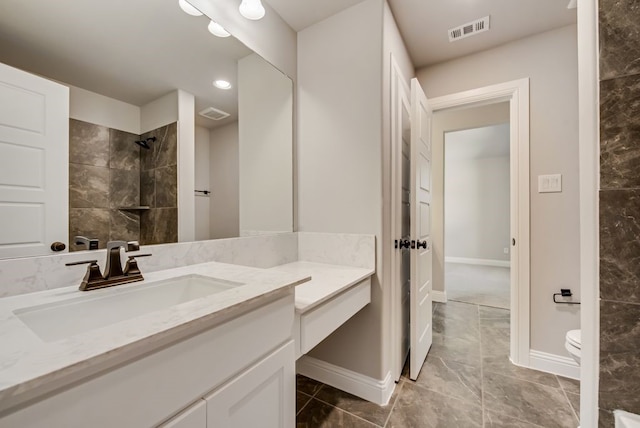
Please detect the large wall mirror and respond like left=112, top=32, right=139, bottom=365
left=0, top=0, right=293, bottom=259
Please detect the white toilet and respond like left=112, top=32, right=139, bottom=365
left=565, top=329, right=581, bottom=365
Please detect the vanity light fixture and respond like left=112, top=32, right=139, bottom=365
left=208, top=20, right=230, bottom=37
left=213, top=80, right=232, bottom=90
left=178, top=0, right=203, bottom=16
left=239, top=0, right=265, bottom=20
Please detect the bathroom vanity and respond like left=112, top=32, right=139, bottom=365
left=0, top=233, right=375, bottom=427
left=0, top=262, right=309, bottom=427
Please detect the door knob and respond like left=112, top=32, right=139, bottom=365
left=416, top=240, right=428, bottom=249
left=50, top=242, right=66, bottom=252
left=395, top=239, right=411, bottom=249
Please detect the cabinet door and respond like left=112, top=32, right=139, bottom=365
left=159, top=400, right=206, bottom=428
left=205, top=341, right=295, bottom=428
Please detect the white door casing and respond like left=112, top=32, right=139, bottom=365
left=409, top=78, right=433, bottom=380
left=428, top=78, right=530, bottom=367
left=0, top=62, right=69, bottom=259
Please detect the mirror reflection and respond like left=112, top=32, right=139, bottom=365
left=0, top=0, right=293, bottom=257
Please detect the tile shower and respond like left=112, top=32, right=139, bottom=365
left=598, top=0, right=640, bottom=426
left=68, top=119, right=178, bottom=251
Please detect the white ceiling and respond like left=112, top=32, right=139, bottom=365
left=265, top=0, right=365, bottom=32
left=265, top=0, right=577, bottom=68
left=445, top=123, right=510, bottom=161
left=0, top=0, right=253, bottom=129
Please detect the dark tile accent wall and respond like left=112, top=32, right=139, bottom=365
left=599, top=0, right=640, bottom=425
left=68, top=119, right=141, bottom=251
left=599, top=0, right=640, bottom=80
left=600, top=75, right=640, bottom=189
left=139, top=123, right=178, bottom=245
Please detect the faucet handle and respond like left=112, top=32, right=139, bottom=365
left=65, top=259, right=104, bottom=291
left=123, top=253, right=152, bottom=276
left=65, top=259, right=99, bottom=266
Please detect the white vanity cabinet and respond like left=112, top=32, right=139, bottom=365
left=205, top=341, right=295, bottom=427
left=160, top=400, right=206, bottom=428
left=160, top=341, right=294, bottom=428
left=0, top=293, right=296, bottom=428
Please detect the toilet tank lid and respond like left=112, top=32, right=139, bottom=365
left=567, top=329, right=581, bottom=348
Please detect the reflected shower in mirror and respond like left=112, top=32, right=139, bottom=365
left=0, top=0, right=293, bottom=257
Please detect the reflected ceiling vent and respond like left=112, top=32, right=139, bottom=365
left=448, top=16, right=490, bottom=42
left=198, top=106, right=230, bottom=121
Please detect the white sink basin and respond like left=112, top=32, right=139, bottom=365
left=14, top=274, right=243, bottom=342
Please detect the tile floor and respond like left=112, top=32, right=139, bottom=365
left=296, top=301, right=580, bottom=427
left=445, top=263, right=510, bottom=309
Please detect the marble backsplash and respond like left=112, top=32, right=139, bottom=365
left=0, top=232, right=378, bottom=299
left=297, top=232, right=376, bottom=269
left=0, top=233, right=298, bottom=298
left=598, top=0, right=640, bottom=425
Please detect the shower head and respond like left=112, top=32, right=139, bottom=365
left=134, top=136, right=156, bottom=149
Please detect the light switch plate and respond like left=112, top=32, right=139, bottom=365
left=538, top=174, right=562, bottom=193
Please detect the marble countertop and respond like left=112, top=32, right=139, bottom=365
left=269, top=261, right=375, bottom=313
left=0, top=261, right=310, bottom=414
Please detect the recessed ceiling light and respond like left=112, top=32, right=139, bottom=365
left=213, top=80, right=232, bottom=90
left=178, top=0, right=203, bottom=16
left=208, top=20, right=231, bottom=38
left=239, top=0, right=265, bottom=20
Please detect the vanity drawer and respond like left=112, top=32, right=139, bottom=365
left=298, top=278, right=371, bottom=355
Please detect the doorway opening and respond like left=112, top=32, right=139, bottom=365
left=429, top=79, right=530, bottom=366
left=443, top=119, right=511, bottom=310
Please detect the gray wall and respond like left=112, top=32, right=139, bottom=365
left=597, top=0, right=640, bottom=425
left=297, top=0, right=385, bottom=379
left=209, top=122, right=240, bottom=239
left=418, top=25, right=580, bottom=357
left=238, top=54, right=293, bottom=235
left=298, top=0, right=415, bottom=383
left=445, top=153, right=510, bottom=262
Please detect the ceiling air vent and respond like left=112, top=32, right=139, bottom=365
left=448, top=16, right=490, bottom=42
left=198, top=106, right=230, bottom=121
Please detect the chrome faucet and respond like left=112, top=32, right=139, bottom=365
left=66, top=240, right=151, bottom=291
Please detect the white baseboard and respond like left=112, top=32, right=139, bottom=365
left=296, top=356, right=395, bottom=406
left=528, top=350, right=580, bottom=380
left=445, top=257, right=510, bottom=268
left=432, top=290, right=447, bottom=303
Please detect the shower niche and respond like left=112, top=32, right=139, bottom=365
left=68, top=119, right=178, bottom=251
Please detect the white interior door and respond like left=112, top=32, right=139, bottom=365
left=409, top=78, right=433, bottom=380
left=390, top=57, right=412, bottom=382
left=0, top=62, right=69, bottom=258
left=399, top=95, right=412, bottom=377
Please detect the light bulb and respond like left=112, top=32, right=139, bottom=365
left=239, top=0, right=265, bottom=20
left=213, top=80, right=232, bottom=90
left=178, top=0, right=203, bottom=16
left=208, top=20, right=230, bottom=38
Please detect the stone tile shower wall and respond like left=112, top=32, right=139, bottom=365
left=140, top=122, right=178, bottom=245
left=598, top=0, right=640, bottom=426
left=68, top=119, right=140, bottom=251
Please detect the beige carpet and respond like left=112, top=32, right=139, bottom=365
left=445, top=262, right=510, bottom=309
